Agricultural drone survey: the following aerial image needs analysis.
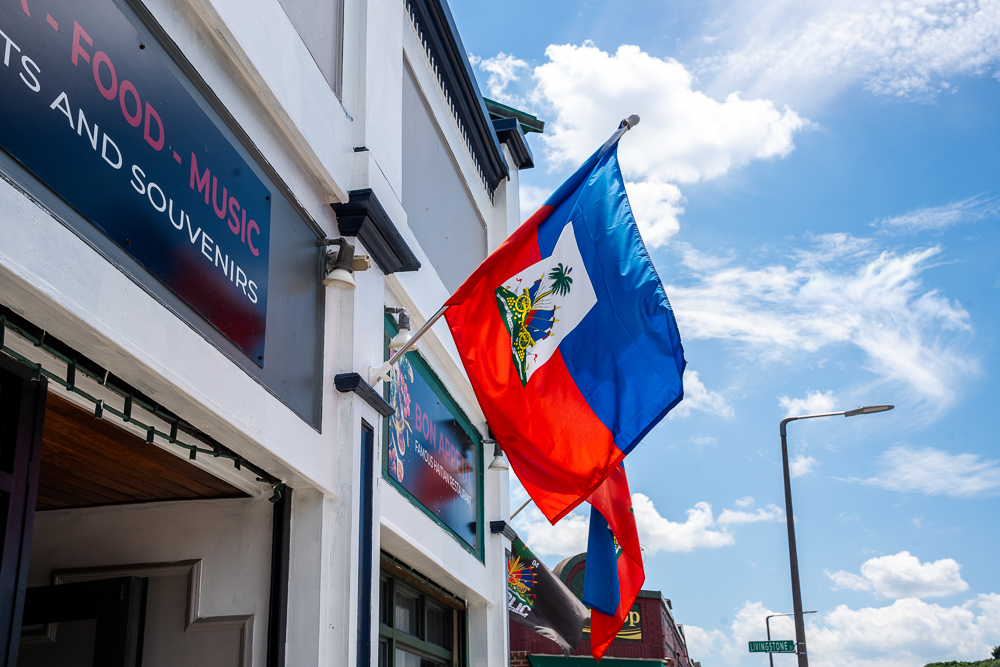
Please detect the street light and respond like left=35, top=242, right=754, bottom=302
left=486, top=439, right=509, bottom=471
left=765, top=611, right=816, bottom=667
left=780, top=404, right=893, bottom=667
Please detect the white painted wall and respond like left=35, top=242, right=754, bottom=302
left=26, top=498, right=272, bottom=665
left=143, top=0, right=355, bottom=208
left=401, top=64, right=487, bottom=292
left=496, top=144, right=523, bottom=243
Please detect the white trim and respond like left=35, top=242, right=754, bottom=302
left=169, top=0, right=351, bottom=206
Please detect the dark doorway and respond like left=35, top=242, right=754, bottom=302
left=18, top=576, right=148, bottom=667
left=0, top=364, right=250, bottom=667
left=0, top=355, right=47, bottom=667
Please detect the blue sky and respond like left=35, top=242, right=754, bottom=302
left=450, top=1, right=1000, bottom=665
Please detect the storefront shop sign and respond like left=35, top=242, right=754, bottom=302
left=386, top=352, right=481, bottom=553
left=0, top=0, right=270, bottom=364
left=582, top=604, right=642, bottom=641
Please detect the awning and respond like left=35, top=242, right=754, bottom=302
left=528, top=656, right=665, bottom=667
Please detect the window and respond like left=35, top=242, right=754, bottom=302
left=379, top=554, right=466, bottom=667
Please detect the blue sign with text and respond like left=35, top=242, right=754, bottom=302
left=387, top=353, right=480, bottom=551
left=0, top=0, right=270, bottom=364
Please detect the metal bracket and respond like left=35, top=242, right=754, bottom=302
left=490, top=520, right=518, bottom=541
left=334, top=373, right=394, bottom=417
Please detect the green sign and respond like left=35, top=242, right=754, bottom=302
left=749, top=641, right=796, bottom=653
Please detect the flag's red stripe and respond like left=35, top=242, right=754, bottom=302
left=444, top=222, right=620, bottom=522
left=445, top=205, right=555, bottom=307
left=499, top=350, right=621, bottom=523
left=588, top=467, right=645, bottom=661
left=589, top=466, right=642, bottom=560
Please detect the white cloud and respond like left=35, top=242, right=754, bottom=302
left=482, top=42, right=806, bottom=247
left=632, top=495, right=735, bottom=554
left=863, top=446, right=1000, bottom=497
left=518, top=184, right=549, bottom=223
left=685, top=601, right=792, bottom=666
left=826, top=568, right=871, bottom=592
left=790, top=454, right=819, bottom=478
left=511, top=504, right=590, bottom=557
left=778, top=390, right=838, bottom=417
left=717, top=503, right=785, bottom=525
left=525, top=42, right=805, bottom=248
left=687, top=595, right=1000, bottom=667
left=469, top=51, right=528, bottom=105
left=534, top=43, right=804, bottom=182
left=668, top=370, right=734, bottom=420
left=623, top=180, right=685, bottom=247
left=690, top=435, right=718, bottom=451
left=668, top=236, right=977, bottom=409
left=513, top=494, right=739, bottom=558
left=683, top=625, right=729, bottom=664
left=826, top=551, right=969, bottom=599
left=875, top=194, right=1000, bottom=234
left=701, top=0, right=1000, bottom=105
left=808, top=595, right=1000, bottom=667
left=734, top=495, right=755, bottom=507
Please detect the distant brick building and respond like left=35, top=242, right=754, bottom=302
left=510, top=553, right=699, bottom=667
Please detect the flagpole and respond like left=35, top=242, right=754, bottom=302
left=598, top=114, right=640, bottom=160
left=369, top=115, right=639, bottom=385
left=369, top=305, right=449, bottom=384
left=510, top=498, right=533, bottom=519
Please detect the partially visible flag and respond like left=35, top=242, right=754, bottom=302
left=444, top=143, right=685, bottom=523
left=507, top=535, right=589, bottom=655
left=582, top=465, right=644, bottom=661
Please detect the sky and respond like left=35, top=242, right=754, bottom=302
left=448, top=1, right=1000, bottom=665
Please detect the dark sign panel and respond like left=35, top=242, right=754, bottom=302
left=0, top=0, right=270, bottom=364
left=386, top=352, right=480, bottom=551
left=507, top=539, right=589, bottom=655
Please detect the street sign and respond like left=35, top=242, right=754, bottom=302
left=749, top=641, right=796, bottom=653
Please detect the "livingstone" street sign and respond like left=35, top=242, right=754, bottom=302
left=749, top=640, right=796, bottom=653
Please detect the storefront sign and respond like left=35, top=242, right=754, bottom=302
left=386, top=353, right=480, bottom=551
left=583, top=604, right=642, bottom=641
left=0, top=0, right=270, bottom=364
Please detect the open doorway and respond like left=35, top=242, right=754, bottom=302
left=0, top=315, right=284, bottom=667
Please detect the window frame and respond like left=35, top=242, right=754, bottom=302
left=378, top=558, right=467, bottom=667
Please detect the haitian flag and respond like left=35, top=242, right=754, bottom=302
left=444, top=143, right=685, bottom=522
left=582, top=465, right=644, bottom=660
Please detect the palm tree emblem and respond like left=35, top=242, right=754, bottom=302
left=548, top=263, right=573, bottom=297
left=495, top=263, right=575, bottom=386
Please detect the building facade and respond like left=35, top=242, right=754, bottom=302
left=0, top=0, right=534, bottom=664
left=509, top=553, right=698, bottom=667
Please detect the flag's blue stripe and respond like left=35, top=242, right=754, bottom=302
left=536, top=147, right=686, bottom=452
left=540, top=147, right=603, bottom=217
left=582, top=505, right=620, bottom=617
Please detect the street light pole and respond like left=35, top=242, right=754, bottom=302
left=779, top=404, right=893, bottom=667
left=766, top=611, right=816, bottom=667
left=779, top=419, right=808, bottom=667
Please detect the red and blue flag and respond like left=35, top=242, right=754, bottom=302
left=444, top=142, right=685, bottom=522
left=583, top=465, right=644, bottom=660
